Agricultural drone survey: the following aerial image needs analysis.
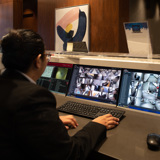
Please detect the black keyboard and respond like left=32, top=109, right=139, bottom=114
left=58, top=101, right=125, bottom=119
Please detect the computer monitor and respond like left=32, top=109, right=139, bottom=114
left=118, top=69, right=160, bottom=114
left=37, top=62, right=73, bottom=94
left=67, top=64, right=122, bottom=104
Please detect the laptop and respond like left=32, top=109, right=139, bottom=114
left=57, top=64, right=126, bottom=119
left=67, top=64, right=122, bottom=105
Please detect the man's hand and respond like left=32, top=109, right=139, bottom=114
left=92, top=114, right=119, bottom=130
left=60, top=115, right=78, bottom=130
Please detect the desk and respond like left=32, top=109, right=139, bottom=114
left=54, top=93, right=160, bottom=160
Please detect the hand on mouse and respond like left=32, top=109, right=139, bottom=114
left=60, top=115, right=78, bottom=130
left=92, top=114, right=119, bottom=130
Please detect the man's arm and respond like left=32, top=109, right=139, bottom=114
left=14, top=87, right=118, bottom=160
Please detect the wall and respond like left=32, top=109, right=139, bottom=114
left=0, top=0, right=23, bottom=39
left=0, top=0, right=13, bottom=38
left=38, top=0, right=129, bottom=53
left=0, top=0, right=37, bottom=39
left=13, top=0, right=23, bottom=29
left=22, top=0, right=37, bottom=32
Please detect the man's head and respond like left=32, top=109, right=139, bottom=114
left=1, top=29, right=48, bottom=81
left=1, top=29, right=45, bottom=73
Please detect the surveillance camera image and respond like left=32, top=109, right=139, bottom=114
left=118, top=69, right=160, bottom=114
left=68, top=65, right=122, bottom=104
left=37, top=62, right=73, bottom=94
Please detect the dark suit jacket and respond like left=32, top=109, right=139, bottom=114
left=0, top=69, right=106, bottom=160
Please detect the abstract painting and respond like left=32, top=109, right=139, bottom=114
left=55, top=4, right=89, bottom=51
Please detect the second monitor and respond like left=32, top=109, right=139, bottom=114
left=67, top=64, right=122, bottom=104
left=118, top=69, right=160, bottom=114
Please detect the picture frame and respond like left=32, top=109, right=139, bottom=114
left=55, top=4, right=89, bottom=52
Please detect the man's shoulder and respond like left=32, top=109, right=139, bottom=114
left=18, top=81, right=54, bottom=96
left=15, top=81, right=56, bottom=108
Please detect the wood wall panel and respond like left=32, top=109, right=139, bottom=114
left=0, top=0, right=13, bottom=38
left=38, top=0, right=56, bottom=50
left=38, top=0, right=129, bottom=53
left=22, top=0, right=37, bottom=32
left=54, top=0, right=89, bottom=8
left=119, top=0, right=129, bottom=53
left=0, top=0, right=23, bottom=39
left=13, top=0, right=23, bottom=29
left=89, top=0, right=119, bottom=52
left=0, top=0, right=12, bottom=3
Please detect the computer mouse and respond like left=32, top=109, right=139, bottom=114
left=147, top=133, right=160, bottom=150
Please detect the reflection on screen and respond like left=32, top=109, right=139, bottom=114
left=118, top=69, right=160, bottom=114
left=67, top=65, right=122, bottom=104
left=37, top=62, right=73, bottom=94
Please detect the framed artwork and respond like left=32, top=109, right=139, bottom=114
left=55, top=4, right=89, bottom=51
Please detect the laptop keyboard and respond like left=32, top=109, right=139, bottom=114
left=58, top=101, right=125, bottom=119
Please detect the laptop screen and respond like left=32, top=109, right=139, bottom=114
left=118, top=69, right=160, bottom=114
left=37, top=62, right=73, bottom=94
left=67, top=64, right=122, bottom=104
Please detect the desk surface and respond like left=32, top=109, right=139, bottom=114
left=54, top=93, right=160, bottom=160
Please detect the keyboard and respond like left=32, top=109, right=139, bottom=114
left=58, top=101, right=125, bottom=119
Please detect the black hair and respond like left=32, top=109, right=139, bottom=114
left=1, top=29, right=45, bottom=72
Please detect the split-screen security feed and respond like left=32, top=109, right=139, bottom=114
left=37, top=62, right=73, bottom=94
left=67, top=65, right=122, bottom=104
left=118, top=69, right=160, bottom=114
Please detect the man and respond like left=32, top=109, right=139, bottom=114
left=0, top=29, right=119, bottom=160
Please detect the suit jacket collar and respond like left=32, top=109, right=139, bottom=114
left=1, top=69, right=30, bottom=82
